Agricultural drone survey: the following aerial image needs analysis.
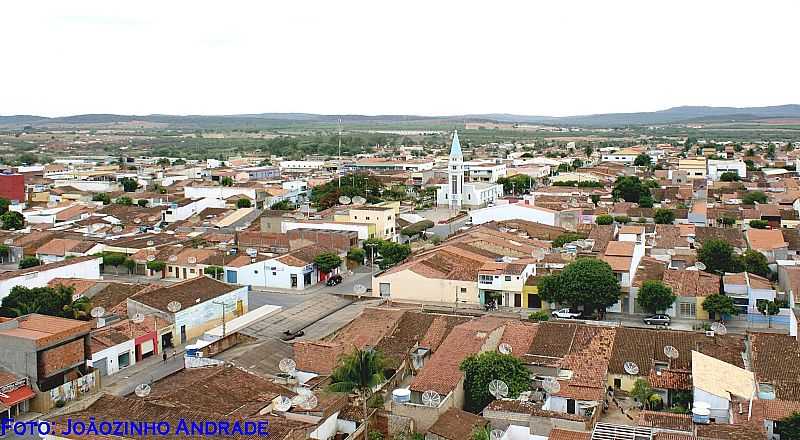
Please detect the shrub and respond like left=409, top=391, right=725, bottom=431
left=528, top=311, right=550, bottom=322
left=596, top=214, right=614, bottom=225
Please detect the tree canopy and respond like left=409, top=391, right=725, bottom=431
left=310, top=174, right=384, bottom=209
left=120, top=177, right=139, bottom=192
left=777, top=412, right=800, bottom=439
left=637, top=280, right=676, bottom=314
left=363, top=239, right=411, bottom=270
left=0, top=198, right=10, bottom=215
left=739, top=250, right=770, bottom=278
left=653, top=208, right=675, bottom=224
left=633, top=154, right=652, bottom=167
left=613, top=176, right=651, bottom=203
left=720, top=172, right=740, bottom=182
left=702, top=294, right=738, bottom=320
left=596, top=214, right=614, bottom=225
left=328, top=348, right=386, bottom=438
left=18, top=256, right=41, bottom=269
left=742, top=191, right=768, bottom=205
left=748, top=219, right=769, bottom=229
left=537, top=258, right=620, bottom=316
left=460, top=351, right=531, bottom=413
left=0, top=285, right=91, bottom=320
left=1, top=211, right=24, bottom=230
left=553, top=232, right=587, bottom=248
left=697, top=238, right=741, bottom=274
left=92, top=193, right=111, bottom=205
left=497, top=174, right=533, bottom=194
left=236, top=198, right=252, bottom=208
left=314, top=252, right=342, bottom=273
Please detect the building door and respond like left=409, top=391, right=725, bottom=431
left=514, top=294, right=521, bottom=308
left=226, top=270, right=237, bottom=284
left=94, top=358, right=108, bottom=376
left=182, top=268, right=187, bottom=279
left=291, top=274, right=298, bottom=288
left=304, top=271, right=312, bottom=287
left=567, top=399, right=576, bottom=414
left=161, top=332, right=173, bottom=349
left=528, top=294, right=542, bottom=308
left=180, top=325, right=186, bottom=343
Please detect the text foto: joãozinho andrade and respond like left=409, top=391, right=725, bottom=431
left=2, top=418, right=270, bottom=437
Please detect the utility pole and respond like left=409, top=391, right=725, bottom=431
left=338, top=118, right=342, bottom=188
left=212, top=300, right=229, bottom=338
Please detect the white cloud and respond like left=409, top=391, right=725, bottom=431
left=1, top=0, right=798, bottom=117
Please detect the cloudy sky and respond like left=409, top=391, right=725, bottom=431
left=2, top=1, right=798, bottom=117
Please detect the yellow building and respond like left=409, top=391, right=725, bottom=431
left=335, top=205, right=397, bottom=241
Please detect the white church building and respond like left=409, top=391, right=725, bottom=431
left=436, top=131, right=504, bottom=209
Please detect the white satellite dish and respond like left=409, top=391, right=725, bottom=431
left=338, top=196, right=352, bottom=205
left=146, top=240, right=155, bottom=246
left=134, top=383, right=151, bottom=397
left=624, top=361, right=640, bottom=375
left=167, top=301, right=182, bottom=313
left=498, top=343, right=513, bottom=355
left=299, top=394, right=318, bottom=410
left=695, top=262, right=707, bottom=271
left=90, top=306, right=105, bottom=318
left=421, top=390, right=441, bottom=407
left=354, top=284, right=367, bottom=295
left=3, top=239, right=12, bottom=245
left=146, top=255, right=156, bottom=262
left=134, top=218, right=142, bottom=224
left=542, top=377, right=561, bottom=394
left=274, top=396, right=292, bottom=412
left=131, top=313, right=145, bottom=324
left=490, top=430, right=505, bottom=440
left=246, top=248, right=257, bottom=257
left=168, top=255, right=177, bottom=262
left=296, top=387, right=313, bottom=397
left=278, top=358, right=296, bottom=374
left=112, top=226, right=123, bottom=233
left=352, top=196, right=367, bottom=205
left=488, top=379, right=509, bottom=398
left=187, top=256, right=197, bottom=264
left=664, top=346, right=680, bottom=359
left=710, top=322, right=727, bottom=335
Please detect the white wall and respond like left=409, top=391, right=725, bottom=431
left=309, top=411, right=339, bottom=440
left=470, top=204, right=555, bottom=226
left=184, top=186, right=258, bottom=201
left=173, top=285, right=248, bottom=343
left=694, top=387, right=731, bottom=423
left=0, top=258, right=102, bottom=301
left=89, top=340, right=135, bottom=376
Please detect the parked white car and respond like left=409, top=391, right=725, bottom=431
left=551, top=308, right=582, bottom=319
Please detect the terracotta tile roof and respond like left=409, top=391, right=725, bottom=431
left=275, top=244, right=332, bottom=267
left=746, top=228, right=787, bottom=251
left=750, top=332, right=800, bottom=400
left=293, top=341, right=348, bottom=375
left=0, top=313, right=92, bottom=347
left=652, top=433, right=694, bottom=440
left=484, top=399, right=588, bottom=422
left=548, top=429, right=591, bottom=440
left=410, top=316, right=507, bottom=395
left=637, top=410, right=693, bottom=432
left=330, top=308, right=405, bottom=350
left=632, top=257, right=668, bottom=288
left=91, top=317, right=155, bottom=353
left=648, top=369, right=692, bottom=390
left=662, top=269, right=720, bottom=297
left=603, top=255, right=632, bottom=272
left=490, top=219, right=568, bottom=241
left=129, top=276, right=239, bottom=313
left=750, top=399, right=800, bottom=423
left=695, top=423, right=765, bottom=440
left=35, top=238, right=83, bottom=256
left=498, top=321, right=539, bottom=360
left=588, top=224, right=615, bottom=253
left=418, top=314, right=471, bottom=351
left=653, top=225, right=691, bottom=249
left=427, top=408, right=487, bottom=440
left=552, top=325, right=616, bottom=402
left=605, top=241, right=635, bottom=257
left=695, top=227, right=747, bottom=249
left=48, top=278, right=99, bottom=297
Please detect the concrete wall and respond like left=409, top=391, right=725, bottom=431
left=372, top=269, right=479, bottom=304
left=89, top=339, right=135, bottom=376
left=469, top=204, right=555, bottom=226
left=173, top=286, right=248, bottom=343
left=694, top=387, right=730, bottom=423
left=0, top=258, right=102, bottom=301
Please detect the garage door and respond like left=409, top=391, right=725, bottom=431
left=140, top=339, right=154, bottom=356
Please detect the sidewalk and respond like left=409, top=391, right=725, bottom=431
left=103, top=345, right=187, bottom=396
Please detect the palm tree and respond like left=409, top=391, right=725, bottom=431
left=327, top=347, right=386, bottom=437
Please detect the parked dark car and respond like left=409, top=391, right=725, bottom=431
left=326, top=275, right=343, bottom=286
left=643, top=314, right=671, bottom=326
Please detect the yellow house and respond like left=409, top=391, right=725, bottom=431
left=678, top=158, right=708, bottom=180
left=336, top=205, right=397, bottom=241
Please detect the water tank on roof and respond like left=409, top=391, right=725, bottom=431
left=692, top=402, right=710, bottom=424
left=392, top=388, right=410, bottom=404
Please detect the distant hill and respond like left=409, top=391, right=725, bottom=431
left=2, top=105, right=799, bottom=129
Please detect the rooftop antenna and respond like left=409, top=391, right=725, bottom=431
left=338, top=196, right=352, bottom=206
left=421, top=390, right=441, bottom=407
left=274, top=396, right=292, bottom=412
left=167, top=301, right=182, bottom=313
left=624, top=361, right=640, bottom=376
left=695, top=262, right=707, bottom=271
left=299, top=393, right=318, bottom=410
left=488, top=379, right=509, bottom=399
left=710, top=322, right=727, bottom=336
left=542, top=377, right=561, bottom=395
left=279, top=358, right=296, bottom=375
left=134, top=383, right=151, bottom=398
left=664, top=345, right=679, bottom=369
left=490, top=429, right=505, bottom=440
left=498, top=343, right=513, bottom=355
left=90, top=306, right=105, bottom=318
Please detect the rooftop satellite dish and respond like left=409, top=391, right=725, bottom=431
left=146, top=255, right=156, bottom=262
left=352, top=196, right=367, bottom=205
left=131, top=313, right=145, bottom=324
left=297, top=387, right=313, bottom=397
left=112, top=226, right=123, bottom=233
left=168, top=255, right=178, bottom=262
left=134, top=383, right=151, bottom=398
left=695, top=262, right=707, bottom=271
left=498, top=343, right=513, bottom=355
left=167, top=301, right=182, bottom=313
left=246, top=248, right=257, bottom=257
left=299, top=394, right=318, bottom=410
left=542, top=377, right=561, bottom=394
left=664, top=346, right=680, bottom=359
left=490, top=429, right=505, bottom=440
left=3, top=239, right=13, bottom=245
left=338, top=196, right=352, bottom=205
left=134, top=218, right=142, bottom=224
left=274, top=396, right=292, bottom=412
left=187, top=256, right=197, bottom=264
left=279, top=358, right=296, bottom=374
left=354, top=284, right=367, bottom=295
left=710, top=322, right=727, bottom=335
left=624, top=361, right=640, bottom=375
left=146, top=240, right=155, bottom=246
left=90, top=306, right=105, bottom=318
left=421, top=390, right=441, bottom=407
left=489, top=379, right=509, bottom=398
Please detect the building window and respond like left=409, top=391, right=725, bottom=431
left=505, top=276, right=512, bottom=281
left=479, top=275, right=493, bottom=284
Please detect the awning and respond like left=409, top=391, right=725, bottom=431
left=0, top=386, right=35, bottom=406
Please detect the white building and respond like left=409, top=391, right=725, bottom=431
left=436, top=131, right=503, bottom=208
left=0, top=256, right=102, bottom=301
left=463, top=160, right=507, bottom=183
left=691, top=351, right=755, bottom=424
left=223, top=247, right=332, bottom=290
left=279, top=160, right=325, bottom=172
left=601, top=148, right=640, bottom=165
left=281, top=221, right=371, bottom=240
left=708, top=159, right=747, bottom=181
left=162, top=197, right=226, bottom=223
left=469, top=201, right=556, bottom=226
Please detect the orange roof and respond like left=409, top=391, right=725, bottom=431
left=0, top=314, right=92, bottom=347
left=602, top=255, right=631, bottom=272
left=605, top=241, right=635, bottom=257
left=36, top=238, right=82, bottom=256
left=747, top=228, right=787, bottom=250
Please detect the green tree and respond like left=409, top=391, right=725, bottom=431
left=590, top=195, right=600, bottom=206
left=633, top=154, right=652, bottom=167
left=631, top=379, right=655, bottom=409
left=0, top=285, right=90, bottom=320
left=364, top=239, right=411, bottom=270
left=613, top=215, right=632, bottom=224
left=115, top=196, right=133, bottom=206
left=638, top=194, right=655, bottom=208
left=314, top=252, right=342, bottom=273
left=584, top=145, right=593, bottom=158
left=146, top=260, right=166, bottom=277
left=156, top=158, right=171, bottom=166
left=537, top=258, right=620, bottom=317
left=697, top=238, right=741, bottom=274
left=553, top=233, right=586, bottom=248
left=742, top=191, right=768, bottom=205
left=137, top=199, right=149, bottom=207
left=702, top=294, right=738, bottom=321
left=613, top=176, right=650, bottom=203
left=757, top=300, right=781, bottom=328
left=497, top=174, right=534, bottom=195
left=1, top=211, right=24, bottom=230
left=528, top=311, right=550, bottom=322
left=102, top=252, right=127, bottom=275
left=236, top=198, right=252, bottom=208
left=471, top=427, right=491, bottom=440
left=270, top=200, right=294, bottom=210
left=0, top=244, right=9, bottom=264
left=120, top=177, right=139, bottom=192
left=748, top=219, right=769, bottom=229
left=401, top=220, right=435, bottom=238
left=720, top=216, right=736, bottom=227
left=0, top=198, right=10, bottom=215
left=653, top=208, right=675, bottom=224
left=92, top=193, right=111, bottom=205
left=328, top=348, right=386, bottom=439
left=720, top=172, right=740, bottom=182
left=345, top=248, right=365, bottom=266
left=460, top=351, right=531, bottom=413
left=205, top=266, right=224, bottom=280
left=19, top=256, right=41, bottom=269
left=221, top=176, right=234, bottom=187
left=637, top=280, right=676, bottom=314
left=123, top=258, right=136, bottom=274
left=777, top=412, right=800, bottom=439
left=739, top=250, right=770, bottom=278
left=596, top=214, right=614, bottom=225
